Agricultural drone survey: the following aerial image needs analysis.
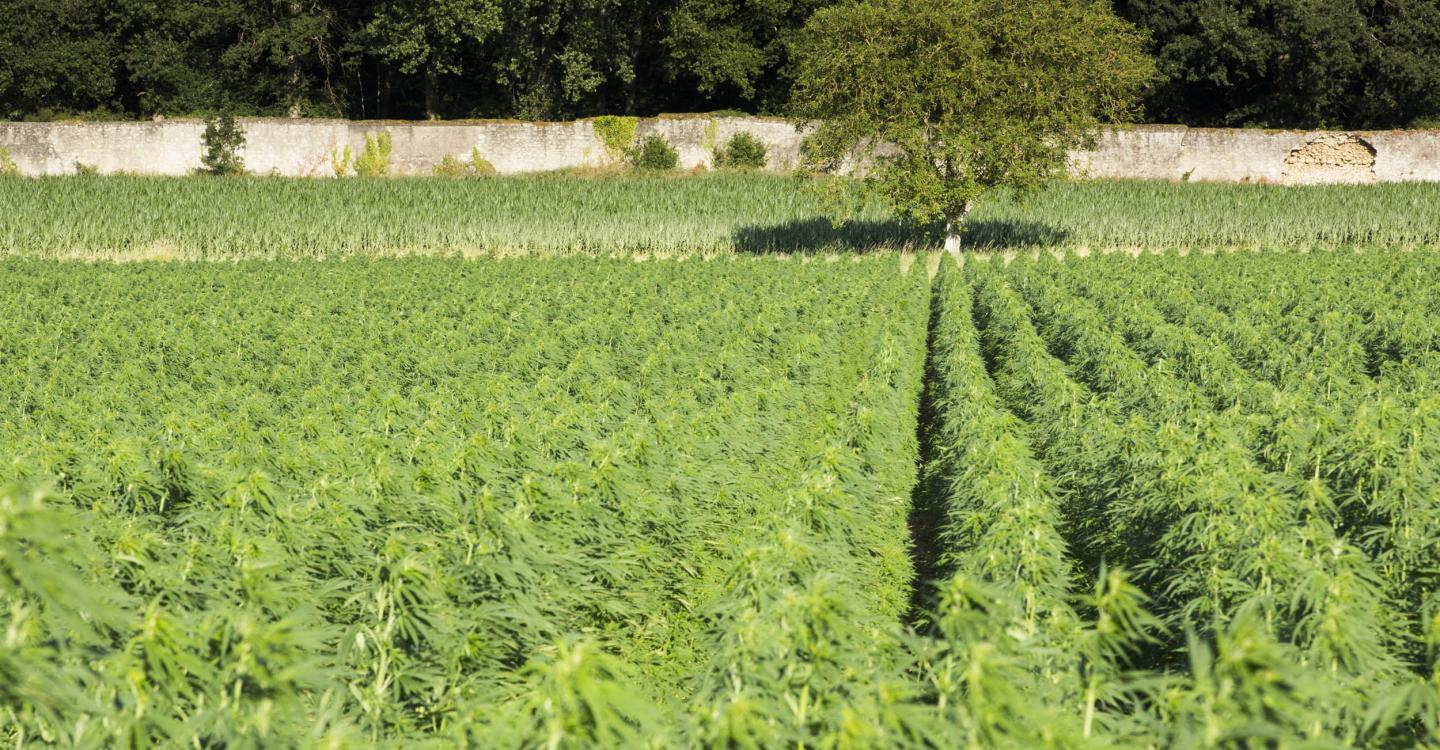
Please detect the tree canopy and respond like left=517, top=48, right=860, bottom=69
left=1116, top=0, right=1440, bottom=128
left=0, top=0, right=819, bottom=120
left=0, top=0, right=1437, bottom=126
left=791, top=0, right=1153, bottom=254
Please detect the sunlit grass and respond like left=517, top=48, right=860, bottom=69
left=2, top=173, right=1438, bottom=259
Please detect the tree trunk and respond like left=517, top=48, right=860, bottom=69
left=287, top=1, right=303, bottom=118
left=379, top=63, right=393, bottom=119
left=288, top=54, right=303, bottom=118
left=625, top=17, right=643, bottom=115
left=424, top=66, right=439, bottom=120
left=944, top=220, right=963, bottom=257
left=943, top=201, right=973, bottom=259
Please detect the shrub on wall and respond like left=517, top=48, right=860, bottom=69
left=629, top=135, right=679, bottom=171
left=593, top=116, right=638, bottom=159
left=0, top=147, right=18, bottom=176
left=354, top=131, right=392, bottom=177
left=714, top=132, right=767, bottom=169
left=198, top=114, right=246, bottom=176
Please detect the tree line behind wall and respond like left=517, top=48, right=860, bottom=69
left=2, top=0, right=1438, bottom=128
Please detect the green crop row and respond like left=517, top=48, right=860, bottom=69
left=0, top=257, right=935, bottom=747
left=947, top=250, right=1440, bottom=747
left=1, top=174, right=1439, bottom=258
left=3, top=248, right=1440, bottom=747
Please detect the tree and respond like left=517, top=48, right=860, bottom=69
left=0, top=0, right=117, bottom=119
left=365, top=0, right=503, bottom=119
left=791, top=0, right=1154, bottom=255
left=666, top=0, right=831, bottom=114
left=220, top=1, right=346, bottom=118
left=199, top=113, right=246, bottom=175
left=1114, top=0, right=1440, bottom=129
left=1366, top=0, right=1440, bottom=128
left=483, top=0, right=662, bottom=119
left=110, top=0, right=347, bottom=118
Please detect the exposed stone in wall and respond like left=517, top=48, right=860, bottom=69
left=0, top=119, right=1436, bottom=184
left=1282, top=133, right=1377, bottom=184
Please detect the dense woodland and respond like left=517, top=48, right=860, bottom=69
left=1, top=0, right=1439, bottom=128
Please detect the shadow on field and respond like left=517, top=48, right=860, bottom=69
left=732, top=218, right=1068, bottom=253
left=964, top=219, right=1070, bottom=250
left=732, top=218, right=920, bottom=254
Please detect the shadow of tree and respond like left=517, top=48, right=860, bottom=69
left=963, top=219, right=1070, bottom=250
left=731, top=218, right=921, bottom=254
left=731, top=218, right=1068, bottom=253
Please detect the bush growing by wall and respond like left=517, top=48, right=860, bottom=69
left=432, top=149, right=496, bottom=177
left=432, top=155, right=469, bottom=177
left=198, top=114, right=246, bottom=176
left=471, top=148, right=496, bottom=175
left=629, top=135, right=679, bottom=171
left=0, top=147, right=17, bottom=176
left=354, top=131, right=392, bottom=177
left=715, top=132, right=767, bottom=169
left=331, top=145, right=353, bottom=177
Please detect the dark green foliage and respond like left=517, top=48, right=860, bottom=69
left=666, top=0, right=829, bottom=112
left=713, top=131, right=767, bottom=169
left=363, top=0, right=503, bottom=119
left=3, top=0, right=1440, bottom=126
left=1115, top=0, right=1440, bottom=128
left=0, top=0, right=842, bottom=121
left=628, top=135, right=678, bottom=171
left=198, top=114, right=245, bottom=176
left=0, top=0, right=117, bottom=120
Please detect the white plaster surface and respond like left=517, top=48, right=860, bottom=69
left=2, top=118, right=1436, bottom=183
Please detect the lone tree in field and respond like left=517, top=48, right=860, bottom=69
left=791, top=0, right=1154, bottom=255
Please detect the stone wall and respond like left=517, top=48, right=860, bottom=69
left=2, top=117, right=1437, bottom=184
left=1067, top=125, right=1440, bottom=184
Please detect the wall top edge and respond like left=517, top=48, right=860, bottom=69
left=2, top=117, right=1435, bottom=137
left=1116, top=123, right=1440, bottom=136
left=0, top=113, right=799, bottom=128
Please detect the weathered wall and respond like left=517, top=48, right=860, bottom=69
left=1067, top=126, right=1440, bottom=184
left=2, top=117, right=1437, bottom=184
